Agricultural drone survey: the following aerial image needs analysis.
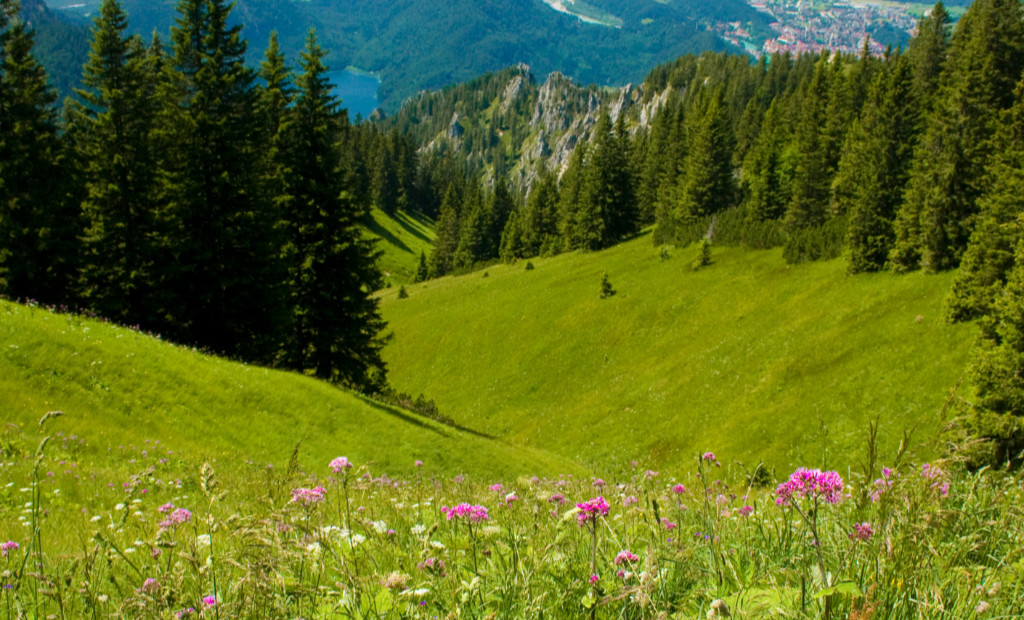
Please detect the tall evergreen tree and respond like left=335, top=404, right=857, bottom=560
left=892, top=0, right=1024, bottom=272
left=907, top=1, right=952, bottom=108
left=946, top=76, right=1024, bottom=321
left=742, top=100, right=790, bottom=222
left=557, top=141, right=588, bottom=247
left=282, top=30, right=387, bottom=389
left=839, top=54, right=920, bottom=273
left=0, top=0, right=78, bottom=303
left=71, top=0, right=161, bottom=324
left=785, top=53, right=833, bottom=232
left=675, top=88, right=734, bottom=225
left=430, top=182, right=461, bottom=277
left=156, top=0, right=285, bottom=361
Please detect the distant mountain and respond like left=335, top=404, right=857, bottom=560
left=41, top=0, right=769, bottom=111
left=18, top=0, right=90, bottom=99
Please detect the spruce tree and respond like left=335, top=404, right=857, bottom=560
left=946, top=77, right=1024, bottom=321
left=430, top=182, right=461, bottom=277
left=0, top=0, right=78, bottom=303
left=557, top=141, right=588, bottom=248
left=839, top=54, right=920, bottom=273
left=785, top=53, right=833, bottom=232
left=893, top=0, right=1024, bottom=272
left=156, top=0, right=285, bottom=362
left=907, top=1, right=952, bottom=108
left=282, top=30, right=387, bottom=389
left=72, top=0, right=161, bottom=325
left=742, top=100, right=790, bottom=223
left=675, top=88, right=734, bottom=225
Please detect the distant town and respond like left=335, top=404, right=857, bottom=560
left=718, top=0, right=925, bottom=57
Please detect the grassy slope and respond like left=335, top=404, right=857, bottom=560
left=0, top=300, right=579, bottom=481
left=379, top=234, right=976, bottom=476
left=364, top=208, right=436, bottom=287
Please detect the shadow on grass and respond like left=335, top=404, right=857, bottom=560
left=353, top=392, right=497, bottom=441
left=363, top=214, right=414, bottom=255
left=393, top=210, right=434, bottom=244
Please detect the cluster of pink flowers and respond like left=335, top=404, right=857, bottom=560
left=575, top=496, right=610, bottom=525
left=614, top=550, right=639, bottom=565
left=141, top=577, right=160, bottom=594
left=291, top=486, right=326, bottom=506
left=775, top=468, right=844, bottom=506
left=871, top=467, right=895, bottom=502
left=672, top=484, right=687, bottom=495
left=737, top=505, right=754, bottom=517
left=661, top=518, right=677, bottom=530
left=504, top=492, right=518, bottom=506
left=159, top=508, right=192, bottom=529
left=1, top=541, right=18, bottom=557
left=548, top=493, right=566, bottom=504
left=329, top=457, right=353, bottom=473
left=488, top=483, right=503, bottom=492
left=622, top=495, right=638, bottom=507
left=593, top=478, right=606, bottom=488
left=441, top=503, right=489, bottom=523
left=702, top=452, right=716, bottom=462
left=850, top=522, right=873, bottom=542
left=417, top=556, right=446, bottom=575
left=202, top=595, right=217, bottom=607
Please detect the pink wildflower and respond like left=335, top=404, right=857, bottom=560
left=414, top=460, right=423, bottom=468
left=644, top=470, right=659, bottom=480
left=622, top=495, right=638, bottom=507
left=202, top=595, right=217, bottom=607
left=661, top=518, right=677, bottom=530
left=141, top=577, right=160, bottom=594
left=548, top=493, right=566, bottom=504
left=614, top=550, right=639, bottom=565
left=489, top=483, right=503, bottom=492
left=1, top=541, right=18, bottom=557
left=738, top=505, right=753, bottom=517
left=702, top=452, right=716, bottom=462
left=672, top=484, right=687, bottom=494
left=290, top=486, right=326, bottom=506
left=159, top=508, right=192, bottom=529
left=593, top=478, right=606, bottom=488
left=589, top=574, right=599, bottom=584
left=441, top=503, right=489, bottom=523
left=775, top=468, right=844, bottom=506
left=329, top=457, right=353, bottom=473
left=504, top=492, right=518, bottom=506
left=158, top=503, right=175, bottom=514
left=850, top=522, right=873, bottom=542
left=575, top=496, right=610, bottom=526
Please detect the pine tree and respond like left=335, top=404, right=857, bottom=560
left=71, top=0, right=161, bottom=325
left=0, top=0, right=78, bottom=303
left=675, top=88, right=734, bottom=225
left=156, top=0, right=286, bottom=361
left=557, top=141, right=588, bottom=248
left=414, top=251, right=428, bottom=283
left=521, top=168, right=559, bottom=256
left=907, top=1, right=952, bottom=107
left=454, top=183, right=490, bottom=269
left=576, top=112, right=637, bottom=250
left=946, top=76, right=1024, bottom=321
left=785, top=53, right=832, bottom=232
left=282, top=30, right=387, bottom=389
left=893, top=0, right=1024, bottom=272
left=742, top=100, right=790, bottom=222
left=371, top=134, right=399, bottom=215
left=430, top=182, right=461, bottom=277
left=839, top=54, right=920, bottom=273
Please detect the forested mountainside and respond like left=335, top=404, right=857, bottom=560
left=398, top=0, right=1024, bottom=464
left=40, top=0, right=768, bottom=111
left=16, top=0, right=88, bottom=96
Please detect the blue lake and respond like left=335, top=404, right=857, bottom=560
left=326, top=69, right=380, bottom=120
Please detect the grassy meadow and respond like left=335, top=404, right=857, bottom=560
left=363, top=208, right=435, bottom=288
left=379, top=234, right=976, bottom=476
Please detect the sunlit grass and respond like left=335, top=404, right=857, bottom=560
left=380, top=234, right=975, bottom=475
